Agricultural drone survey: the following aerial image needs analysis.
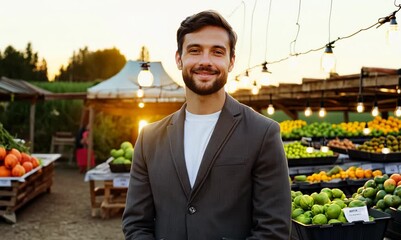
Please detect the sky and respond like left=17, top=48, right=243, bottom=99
left=1, top=0, right=400, bottom=85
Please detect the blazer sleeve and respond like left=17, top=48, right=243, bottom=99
left=247, top=121, right=292, bottom=240
left=122, top=129, right=156, bottom=240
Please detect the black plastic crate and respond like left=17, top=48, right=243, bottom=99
left=291, top=208, right=391, bottom=240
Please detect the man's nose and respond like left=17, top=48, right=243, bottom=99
left=199, top=52, right=212, bottom=65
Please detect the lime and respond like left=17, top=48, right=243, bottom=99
left=311, top=204, right=324, bottom=215
left=291, top=208, right=304, bottom=219
left=312, top=214, right=328, bottom=225
left=328, top=219, right=342, bottom=224
left=295, top=214, right=311, bottom=225
left=299, top=195, right=314, bottom=211
left=321, top=188, right=333, bottom=200
left=348, top=199, right=366, bottom=208
left=331, top=188, right=344, bottom=199
left=313, top=192, right=330, bottom=205
left=362, top=187, right=377, bottom=199
left=364, top=179, right=376, bottom=189
left=337, top=211, right=347, bottom=223
left=294, top=195, right=302, bottom=207
left=376, top=199, right=387, bottom=210
left=332, top=199, right=346, bottom=209
left=375, top=190, right=387, bottom=201
left=325, top=204, right=342, bottom=220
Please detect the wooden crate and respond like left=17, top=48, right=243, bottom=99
left=0, top=163, right=54, bottom=223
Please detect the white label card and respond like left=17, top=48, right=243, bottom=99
left=385, top=165, right=399, bottom=174
left=113, top=177, right=129, bottom=188
left=361, top=164, right=373, bottom=170
left=343, top=206, right=370, bottom=222
left=0, top=179, right=12, bottom=187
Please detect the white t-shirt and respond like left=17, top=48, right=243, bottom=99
left=184, top=109, right=220, bottom=187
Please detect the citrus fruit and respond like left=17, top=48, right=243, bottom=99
left=312, top=214, right=328, bottom=225
left=325, top=204, right=342, bottom=219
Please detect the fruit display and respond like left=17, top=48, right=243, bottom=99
left=110, top=141, right=134, bottom=164
left=280, top=120, right=307, bottom=139
left=291, top=188, right=377, bottom=225
left=351, top=173, right=401, bottom=213
left=357, top=135, right=401, bottom=153
left=0, top=124, right=40, bottom=178
left=284, top=141, right=335, bottom=159
left=327, top=138, right=356, bottom=150
left=287, top=122, right=347, bottom=139
left=293, top=166, right=383, bottom=183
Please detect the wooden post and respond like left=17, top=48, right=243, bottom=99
left=87, top=106, right=95, bottom=171
left=29, top=100, right=36, bottom=152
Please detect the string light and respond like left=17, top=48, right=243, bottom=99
left=267, top=93, right=275, bottom=115
left=304, top=100, right=312, bottom=117
left=137, top=62, right=154, bottom=87
left=363, top=122, right=371, bottom=135
left=356, top=95, right=364, bottom=113
left=137, top=87, right=144, bottom=98
left=371, top=100, right=379, bottom=117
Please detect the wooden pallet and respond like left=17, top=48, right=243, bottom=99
left=0, top=163, right=54, bottom=223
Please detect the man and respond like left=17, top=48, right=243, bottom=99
left=122, top=10, right=291, bottom=240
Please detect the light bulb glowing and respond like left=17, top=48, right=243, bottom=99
left=356, top=102, right=364, bottom=113
left=371, top=106, right=379, bottom=117
left=137, top=88, right=144, bottom=98
left=304, top=107, right=312, bottom=117
left=363, top=126, right=371, bottom=136
left=138, top=69, right=154, bottom=87
left=319, top=107, right=326, bottom=117
left=138, top=120, right=148, bottom=134
left=251, top=84, right=260, bottom=95
left=225, top=79, right=238, bottom=94
left=395, top=106, right=401, bottom=117
left=321, top=45, right=336, bottom=73
left=238, top=73, right=252, bottom=89
left=138, top=102, right=145, bottom=108
left=386, top=17, right=400, bottom=47
left=259, top=71, right=271, bottom=86
left=267, top=104, right=275, bottom=115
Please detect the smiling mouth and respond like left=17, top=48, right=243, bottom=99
left=192, top=66, right=219, bottom=75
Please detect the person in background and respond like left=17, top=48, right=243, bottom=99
left=122, top=10, right=291, bottom=239
left=75, top=124, right=94, bottom=172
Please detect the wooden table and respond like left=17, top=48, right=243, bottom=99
left=0, top=153, right=61, bottom=223
left=84, top=159, right=129, bottom=219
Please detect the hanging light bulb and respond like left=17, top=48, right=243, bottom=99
left=137, top=87, right=144, bottom=98
left=371, top=100, right=379, bottom=117
left=251, top=80, right=260, bottom=95
left=238, top=71, right=252, bottom=90
left=138, top=62, right=154, bottom=87
left=321, top=43, right=336, bottom=74
left=304, top=100, right=312, bottom=117
left=386, top=15, right=400, bottom=46
left=320, top=138, right=328, bottom=153
left=356, top=95, right=364, bottom=113
left=363, top=122, right=371, bottom=136
left=225, top=79, right=239, bottom=94
left=138, top=101, right=145, bottom=108
left=259, top=62, right=271, bottom=86
left=395, top=98, right=401, bottom=117
left=267, top=94, right=275, bottom=115
left=318, top=100, right=326, bottom=118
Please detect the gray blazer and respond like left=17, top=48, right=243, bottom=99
left=122, top=94, right=291, bottom=240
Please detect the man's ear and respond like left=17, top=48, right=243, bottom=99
left=175, top=51, right=182, bottom=70
left=228, top=54, right=235, bottom=72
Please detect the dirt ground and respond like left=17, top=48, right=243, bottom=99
left=0, top=161, right=125, bottom=240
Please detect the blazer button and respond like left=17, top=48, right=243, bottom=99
left=188, top=206, right=197, bottom=214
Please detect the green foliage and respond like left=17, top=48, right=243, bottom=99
left=93, top=112, right=136, bottom=162
left=55, top=46, right=126, bottom=82
left=32, top=81, right=97, bottom=92
left=0, top=42, right=48, bottom=81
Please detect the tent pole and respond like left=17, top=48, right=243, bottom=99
left=87, top=106, right=94, bottom=171
left=29, top=100, right=36, bottom=152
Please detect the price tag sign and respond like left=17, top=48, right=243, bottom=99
left=343, top=206, right=369, bottom=222
left=0, top=179, right=12, bottom=187
left=385, top=165, right=399, bottom=174
left=113, top=177, right=129, bottom=188
left=361, top=164, right=373, bottom=170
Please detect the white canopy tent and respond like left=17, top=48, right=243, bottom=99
left=87, top=60, right=185, bottom=101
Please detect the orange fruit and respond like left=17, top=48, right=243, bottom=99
left=0, top=146, right=6, bottom=160
left=22, top=161, right=33, bottom=173
left=0, top=165, right=11, bottom=177
left=8, top=148, right=22, bottom=162
left=11, top=164, right=25, bottom=177
left=4, top=154, right=19, bottom=169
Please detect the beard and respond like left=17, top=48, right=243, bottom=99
left=182, top=66, right=227, bottom=96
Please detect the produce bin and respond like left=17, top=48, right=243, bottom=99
left=385, top=207, right=401, bottom=240
left=291, top=208, right=391, bottom=240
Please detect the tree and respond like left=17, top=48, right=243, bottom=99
left=0, top=43, right=48, bottom=81
left=55, top=47, right=126, bottom=82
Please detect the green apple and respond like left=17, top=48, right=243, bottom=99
left=124, top=148, right=134, bottom=160
left=120, top=141, right=133, bottom=150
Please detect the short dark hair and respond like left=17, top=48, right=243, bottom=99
left=176, top=10, right=237, bottom=59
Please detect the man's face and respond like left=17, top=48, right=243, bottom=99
left=176, top=26, right=235, bottom=96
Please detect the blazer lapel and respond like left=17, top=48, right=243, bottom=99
left=190, top=94, right=242, bottom=201
left=167, top=104, right=192, bottom=199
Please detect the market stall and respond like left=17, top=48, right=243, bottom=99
left=0, top=153, right=61, bottom=223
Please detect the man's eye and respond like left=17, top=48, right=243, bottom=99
left=214, top=50, right=224, bottom=55
left=189, top=49, right=200, bottom=54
